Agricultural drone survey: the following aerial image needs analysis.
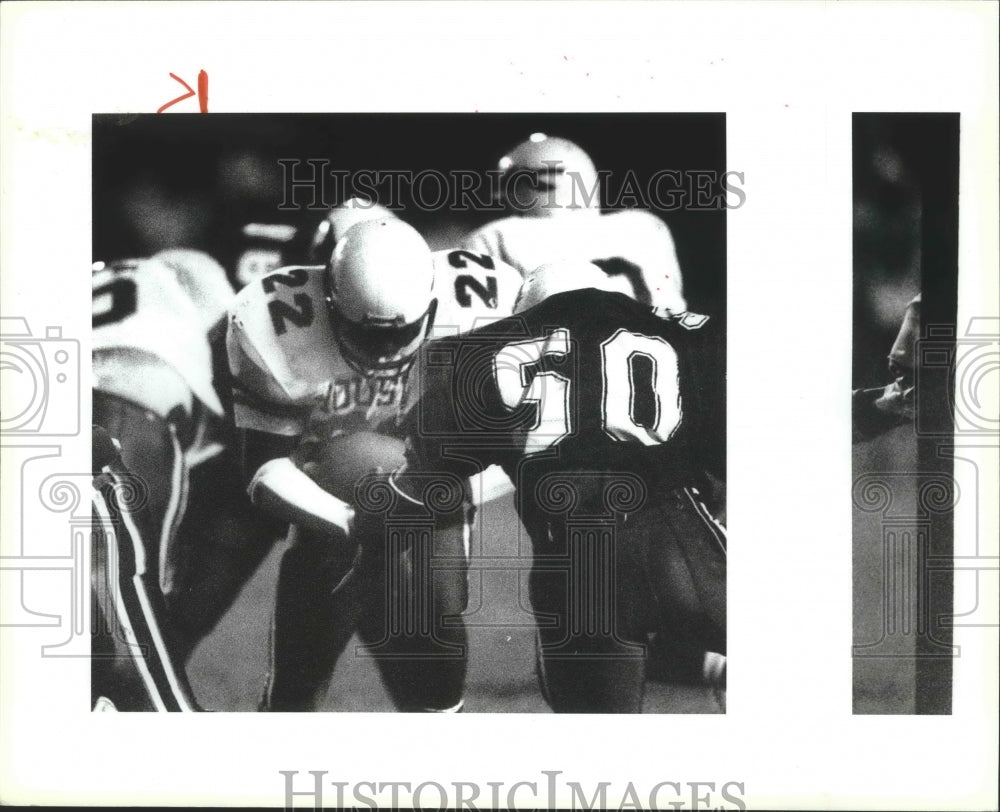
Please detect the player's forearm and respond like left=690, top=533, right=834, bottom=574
left=248, top=456, right=354, bottom=537
left=237, top=427, right=298, bottom=487
left=852, top=386, right=908, bottom=443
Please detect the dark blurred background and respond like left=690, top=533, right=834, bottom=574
left=93, top=113, right=727, bottom=316
left=853, top=115, right=930, bottom=386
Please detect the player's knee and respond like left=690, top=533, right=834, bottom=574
left=277, top=524, right=355, bottom=603
left=434, top=584, right=468, bottom=622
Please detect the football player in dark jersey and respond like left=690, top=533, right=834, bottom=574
left=352, top=261, right=727, bottom=712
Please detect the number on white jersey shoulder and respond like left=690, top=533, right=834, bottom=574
left=431, top=249, right=520, bottom=336
left=226, top=264, right=342, bottom=411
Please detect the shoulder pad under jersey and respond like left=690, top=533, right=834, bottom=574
left=92, top=259, right=223, bottom=415
left=226, top=265, right=349, bottom=409
left=430, top=248, right=522, bottom=337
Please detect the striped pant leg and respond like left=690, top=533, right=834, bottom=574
left=91, top=479, right=199, bottom=711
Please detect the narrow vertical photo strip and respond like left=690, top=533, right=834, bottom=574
left=852, top=113, right=960, bottom=714
left=90, top=113, right=730, bottom=713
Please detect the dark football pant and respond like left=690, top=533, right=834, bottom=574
left=167, top=447, right=278, bottom=659
left=91, top=426, right=199, bottom=711
left=263, top=523, right=359, bottom=711
left=264, top=493, right=470, bottom=712
left=350, top=503, right=470, bottom=712
left=528, top=484, right=726, bottom=713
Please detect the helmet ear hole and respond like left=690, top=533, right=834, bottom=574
left=326, top=218, right=436, bottom=373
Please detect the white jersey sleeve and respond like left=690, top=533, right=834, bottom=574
left=458, top=227, right=503, bottom=268
left=459, top=217, right=523, bottom=274
left=594, top=210, right=686, bottom=314
left=429, top=248, right=522, bottom=338
left=461, top=210, right=687, bottom=314
left=92, top=259, right=223, bottom=417
left=226, top=265, right=336, bottom=436
left=416, top=248, right=521, bottom=507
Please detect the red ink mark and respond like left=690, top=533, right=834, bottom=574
left=157, top=70, right=209, bottom=113
left=664, top=275, right=670, bottom=279
left=157, top=73, right=194, bottom=113
left=563, top=55, right=568, bottom=60
left=197, top=70, right=209, bottom=113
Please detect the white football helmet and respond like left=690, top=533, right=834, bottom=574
left=498, top=133, right=600, bottom=217
left=326, top=218, right=436, bottom=373
left=308, top=197, right=397, bottom=263
left=514, top=260, right=633, bottom=313
left=154, top=248, right=235, bottom=332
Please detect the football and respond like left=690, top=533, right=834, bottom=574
left=298, top=430, right=407, bottom=504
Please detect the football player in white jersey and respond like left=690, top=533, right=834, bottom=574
left=93, top=253, right=232, bottom=590
left=92, top=250, right=235, bottom=710
left=227, top=217, right=520, bottom=710
left=461, top=133, right=688, bottom=315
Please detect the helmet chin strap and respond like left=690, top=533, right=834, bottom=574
left=322, top=252, right=439, bottom=377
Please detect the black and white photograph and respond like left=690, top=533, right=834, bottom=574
left=852, top=113, right=960, bottom=715
left=90, top=113, right=729, bottom=714
left=1, top=2, right=996, bottom=810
